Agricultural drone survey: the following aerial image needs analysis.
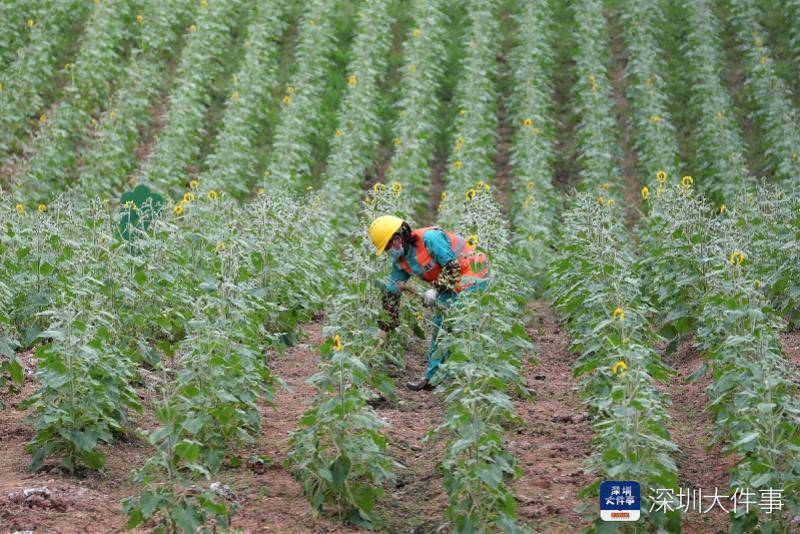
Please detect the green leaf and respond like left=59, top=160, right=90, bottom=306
left=731, top=432, right=760, bottom=450
left=139, top=491, right=161, bottom=518
left=684, top=363, right=708, bottom=383
left=172, top=504, right=201, bottom=533
left=127, top=508, right=143, bottom=528
left=175, top=441, right=201, bottom=462
left=82, top=450, right=105, bottom=469
left=7, top=357, right=24, bottom=384
left=330, top=455, right=351, bottom=488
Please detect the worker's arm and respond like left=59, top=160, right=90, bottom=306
left=424, top=230, right=460, bottom=293
left=379, top=263, right=410, bottom=331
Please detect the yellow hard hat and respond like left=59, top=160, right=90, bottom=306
left=368, top=215, right=403, bottom=255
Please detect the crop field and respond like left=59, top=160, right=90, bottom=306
left=1, top=0, right=800, bottom=532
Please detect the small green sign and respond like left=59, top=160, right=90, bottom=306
left=118, top=184, right=164, bottom=240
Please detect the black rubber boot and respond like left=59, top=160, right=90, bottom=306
left=406, top=377, right=433, bottom=391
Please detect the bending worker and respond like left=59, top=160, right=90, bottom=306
left=368, top=215, right=489, bottom=391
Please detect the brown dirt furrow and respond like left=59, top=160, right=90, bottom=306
left=425, top=159, right=446, bottom=226
left=511, top=300, right=593, bottom=532
left=376, top=333, right=447, bottom=533
left=492, top=90, right=513, bottom=219
left=780, top=330, right=800, bottom=370
left=216, top=319, right=358, bottom=532
left=605, top=8, right=642, bottom=230
left=658, top=339, right=733, bottom=533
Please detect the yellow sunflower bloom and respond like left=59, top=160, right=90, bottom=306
left=174, top=203, right=183, bottom=216
left=207, top=190, right=219, bottom=200
left=656, top=170, right=667, bottom=183
left=37, top=203, right=47, bottom=213
left=454, top=160, right=463, bottom=170
left=183, top=192, right=196, bottom=203
left=465, top=188, right=477, bottom=201
left=189, top=179, right=199, bottom=190
left=681, top=175, right=694, bottom=188
left=391, top=182, right=403, bottom=195
left=333, top=335, right=342, bottom=352
left=641, top=186, right=650, bottom=200
left=612, top=307, right=625, bottom=320
left=136, top=15, right=143, bottom=25
left=728, top=250, right=745, bottom=266
left=523, top=118, right=533, bottom=128
left=348, top=74, right=358, bottom=86
left=719, top=204, right=726, bottom=214
left=612, top=360, right=628, bottom=375
left=39, top=114, right=47, bottom=123
left=27, top=19, right=34, bottom=28
left=466, top=234, right=478, bottom=247
left=412, top=27, right=421, bottom=38
left=15, top=203, right=24, bottom=215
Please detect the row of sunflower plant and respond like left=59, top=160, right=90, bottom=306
left=286, top=188, right=402, bottom=528
left=506, top=0, right=558, bottom=283
left=436, top=0, right=500, bottom=214
left=263, top=0, right=354, bottom=194
left=623, top=3, right=800, bottom=527
left=198, top=0, right=295, bottom=198
left=569, top=0, right=620, bottom=199
left=75, top=0, right=197, bottom=200
left=137, top=0, right=253, bottom=198
left=617, top=0, right=680, bottom=190
left=548, top=192, right=682, bottom=531
left=551, top=1, right=683, bottom=528
left=433, top=1, right=535, bottom=529
left=0, top=1, right=49, bottom=70
left=0, top=198, right=25, bottom=405
left=384, top=0, right=451, bottom=220
left=791, top=0, right=800, bottom=72
left=636, top=180, right=800, bottom=531
left=726, top=0, right=800, bottom=184
left=726, top=185, right=800, bottom=328
left=3, top=199, right=145, bottom=474
left=0, top=0, right=91, bottom=159
left=678, top=0, right=754, bottom=203
left=316, top=0, right=398, bottom=230
left=2, top=189, right=326, bottom=527
left=13, top=0, right=144, bottom=204
left=436, top=184, right=533, bottom=532
left=285, top=3, right=412, bottom=524
left=124, top=191, right=327, bottom=530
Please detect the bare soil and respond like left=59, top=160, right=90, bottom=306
left=658, top=339, right=735, bottom=534
left=491, top=95, right=513, bottom=218
left=512, top=301, right=593, bottom=532
left=605, top=7, right=643, bottom=229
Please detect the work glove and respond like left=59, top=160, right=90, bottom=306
left=422, top=288, right=438, bottom=308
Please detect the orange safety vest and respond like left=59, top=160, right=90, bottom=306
left=397, top=227, right=489, bottom=292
